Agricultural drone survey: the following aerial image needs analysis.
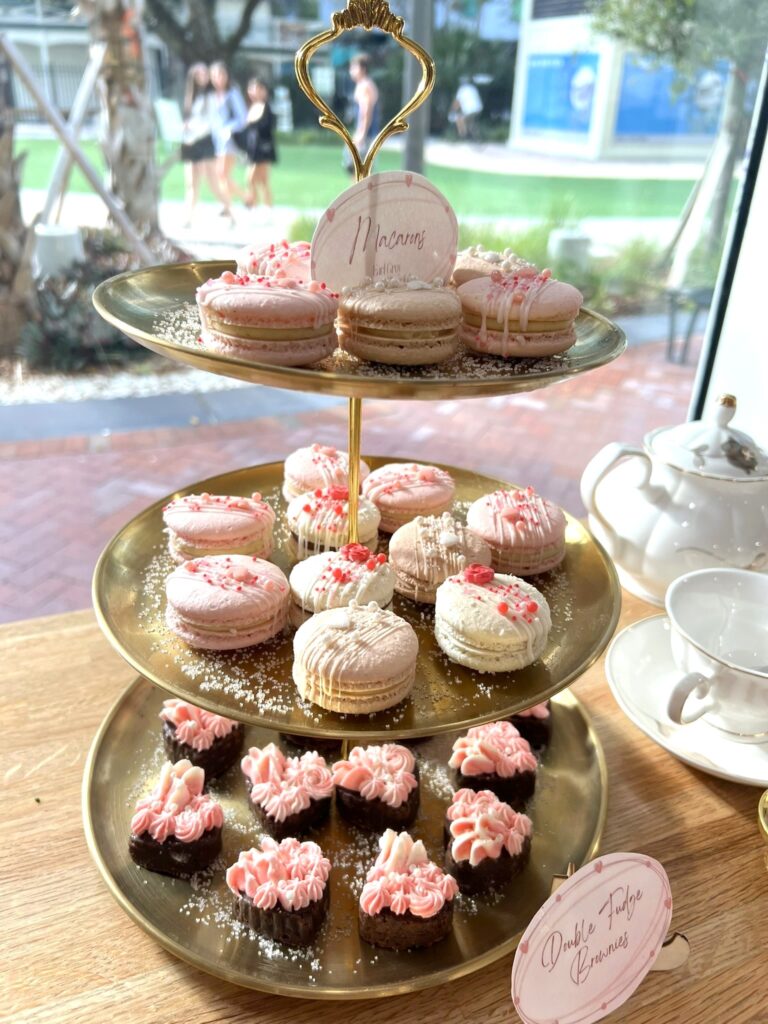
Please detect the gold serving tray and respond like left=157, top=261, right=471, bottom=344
left=92, top=459, right=620, bottom=738
left=92, top=261, right=626, bottom=400
left=83, top=675, right=607, bottom=999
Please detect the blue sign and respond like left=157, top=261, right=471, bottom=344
left=523, top=53, right=598, bottom=134
left=615, top=57, right=727, bottom=137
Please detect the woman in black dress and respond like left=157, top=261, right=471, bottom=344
left=239, top=78, right=278, bottom=216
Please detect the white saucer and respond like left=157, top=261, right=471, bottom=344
left=605, top=614, right=768, bottom=787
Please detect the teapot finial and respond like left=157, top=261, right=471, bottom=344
left=714, top=393, right=737, bottom=427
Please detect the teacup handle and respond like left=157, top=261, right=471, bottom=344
left=667, top=673, right=716, bottom=725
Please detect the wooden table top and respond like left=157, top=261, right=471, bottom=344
left=4, top=595, right=767, bottom=1024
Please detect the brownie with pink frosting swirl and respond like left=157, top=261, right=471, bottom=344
left=129, top=759, right=224, bottom=878
left=332, top=743, right=420, bottom=830
left=159, top=699, right=244, bottom=780
left=241, top=743, right=333, bottom=840
left=358, top=830, right=459, bottom=950
left=449, top=720, right=538, bottom=809
left=226, top=837, right=331, bottom=947
left=444, top=788, right=533, bottom=895
left=508, top=699, right=552, bottom=749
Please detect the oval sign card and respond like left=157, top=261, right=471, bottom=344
left=311, top=170, right=458, bottom=292
left=511, top=853, right=673, bottom=1024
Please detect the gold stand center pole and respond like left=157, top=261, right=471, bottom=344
left=347, top=395, right=362, bottom=542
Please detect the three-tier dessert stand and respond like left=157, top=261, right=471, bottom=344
left=84, top=0, right=625, bottom=1000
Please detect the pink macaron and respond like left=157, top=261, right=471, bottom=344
left=362, top=462, right=456, bottom=533
left=162, top=491, right=275, bottom=564
left=236, top=239, right=311, bottom=281
left=165, top=555, right=290, bottom=650
left=282, top=444, right=371, bottom=501
left=466, top=486, right=567, bottom=576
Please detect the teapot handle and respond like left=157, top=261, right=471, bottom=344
left=580, top=443, right=652, bottom=542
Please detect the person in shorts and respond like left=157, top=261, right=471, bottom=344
left=235, top=78, right=277, bottom=218
left=180, top=63, right=222, bottom=226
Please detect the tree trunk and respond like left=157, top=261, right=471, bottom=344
left=0, top=52, right=37, bottom=356
left=707, top=69, right=748, bottom=254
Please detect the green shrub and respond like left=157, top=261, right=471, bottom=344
left=287, top=214, right=320, bottom=242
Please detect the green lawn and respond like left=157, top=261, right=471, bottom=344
left=16, top=137, right=696, bottom=220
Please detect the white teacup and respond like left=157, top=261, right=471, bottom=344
left=665, top=568, right=768, bottom=742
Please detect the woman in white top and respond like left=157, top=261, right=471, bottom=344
left=181, top=63, right=223, bottom=227
left=210, top=61, right=248, bottom=218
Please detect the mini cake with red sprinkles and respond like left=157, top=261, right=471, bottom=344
left=282, top=443, right=371, bottom=502
left=332, top=743, right=420, bottom=830
left=434, top=563, right=551, bottom=673
left=509, top=700, right=552, bottom=749
left=288, top=542, right=394, bottom=625
left=359, top=830, right=459, bottom=950
left=466, top=486, right=566, bottom=576
left=449, top=720, right=538, bottom=809
left=236, top=239, right=311, bottom=281
left=285, top=485, right=380, bottom=559
left=362, top=462, right=455, bottom=533
left=227, top=837, right=331, bottom=947
left=241, top=742, right=334, bottom=839
left=162, top=490, right=275, bottom=563
left=444, top=788, right=532, bottom=894
left=159, top=699, right=244, bottom=780
left=129, top=759, right=224, bottom=877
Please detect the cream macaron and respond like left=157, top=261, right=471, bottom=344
left=285, top=485, right=381, bottom=559
left=236, top=239, right=311, bottom=281
left=196, top=270, right=339, bottom=366
left=466, top=486, right=566, bottom=576
left=288, top=543, right=394, bottom=626
left=165, top=555, right=290, bottom=651
left=282, top=443, right=371, bottom=502
left=388, top=512, right=491, bottom=603
left=338, top=276, right=461, bottom=366
left=451, top=245, right=537, bottom=287
left=293, top=601, right=418, bottom=714
left=362, top=462, right=455, bottom=534
left=434, top=564, right=551, bottom=673
left=458, top=269, right=582, bottom=358
left=162, top=491, right=275, bottom=564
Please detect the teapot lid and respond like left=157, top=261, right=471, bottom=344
left=647, top=395, right=768, bottom=480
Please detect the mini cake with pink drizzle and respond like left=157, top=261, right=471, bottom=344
left=359, top=830, right=459, bottom=950
left=332, top=743, right=420, bottom=829
left=241, top=742, right=334, bottom=839
left=288, top=542, right=394, bottom=626
left=236, top=239, right=311, bottom=281
left=388, top=511, right=492, bottom=603
left=434, top=564, right=551, bottom=673
left=285, top=485, right=380, bottom=559
left=509, top=700, right=552, bottom=749
left=449, top=720, right=538, bottom=809
left=129, top=759, right=224, bottom=877
left=159, top=699, right=244, bottom=779
left=466, top=486, right=567, bottom=576
left=444, top=788, right=532, bottom=894
left=282, top=443, right=371, bottom=501
left=226, top=837, right=331, bottom=947
left=162, top=490, right=275, bottom=563
left=451, top=244, right=537, bottom=287
left=362, top=462, right=455, bottom=533
left=165, top=555, right=290, bottom=650
left=457, top=268, right=582, bottom=358
left=196, top=270, right=339, bottom=366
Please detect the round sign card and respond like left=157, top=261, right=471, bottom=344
left=511, top=853, right=673, bottom=1024
left=310, top=170, right=458, bottom=292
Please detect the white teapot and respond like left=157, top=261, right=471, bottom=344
left=580, top=394, right=768, bottom=606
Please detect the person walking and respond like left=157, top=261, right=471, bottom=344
left=180, top=63, right=222, bottom=228
left=450, top=76, right=483, bottom=140
left=346, top=53, right=379, bottom=172
left=210, top=61, right=247, bottom=219
left=236, top=78, right=277, bottom=218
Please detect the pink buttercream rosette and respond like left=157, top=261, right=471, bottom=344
left=449, top=720, right=537, bottom=778
left=160, top=699, right=238, bottom=752
left=130, top=759, right=224, bottom=844
left=332, top=744, right=417, bottom=808
left=241, top=743, right=333, bottom=822
left=447, top=788, right=532, bottom=867
left=514, top=701, right=550, bottom=720
left=359, top=830, right=458, bottom=919
left=226, top=837, right=331, bottom=912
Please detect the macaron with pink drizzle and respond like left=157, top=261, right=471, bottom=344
left=282, top=443, right=371, bottom=501
left=196, top=269, right=339, bottom=366
left=451, top=244, right=537, bottom=286
left=359, top=829, right=459, bottom=950
left=288, top=542, right=394, bottom=626
left=241, top=742, right=334, bottom=839
left=162, top=490, right=275, bottom=564
left=285, top=485, right=380, bottom=559
left=466, top=485, right=567, bottom=575
left=362, top=462, right=455, bottom=534
left=236, top=239, right=311, bottom=281
left=449, top=719, right=538, bottom=808
left=388, top=511, right=491, bottom=603
left=457, top=267, right=582, bottom=358
left=165, top=555, right=290, bottom=650
left=159, top=698, right=244, bottom=779
left=129, top=759, right=224, bottom=877
left=332, top=743, right=420, bottom=830
left=227, top=837, right=331, bottom=947
left=434, top=564, right=551, bottom=673
left=508, top=700, right=552, bottom=749
left=444, top=788, right=532, bottom=894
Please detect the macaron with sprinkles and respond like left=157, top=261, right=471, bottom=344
left=282, top=443, right=371, bottom=502
left=451, top=244, right=537, bottom=287
left=162, top=491, right=275, bottom=563
left=466, top=486, right=566, bottom=576
left=236, top=239, right=311, bottom=281
left=362, top=462, right=455, bottom=533
left=288, top=542, right=394, bottom=626
left=285, top=485, right=381, bottom=560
